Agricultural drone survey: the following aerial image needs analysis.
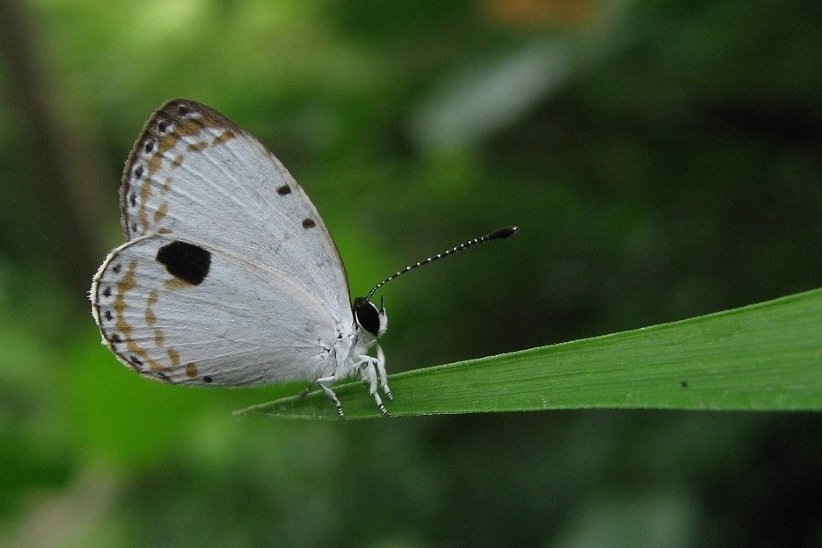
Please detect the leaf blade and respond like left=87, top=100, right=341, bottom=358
left=237, top=287, right=822, bottom=419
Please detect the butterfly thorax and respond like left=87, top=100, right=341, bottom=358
left=328, top=305, right=384, bottom=380
left=322, top=298, right=386, bottom=382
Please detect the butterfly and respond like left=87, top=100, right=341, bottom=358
left=91, top=99, right=516, bottom=418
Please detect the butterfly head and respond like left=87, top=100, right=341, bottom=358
left=353, top=296, right=387, bottom=338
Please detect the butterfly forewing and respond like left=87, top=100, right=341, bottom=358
left=92, top=234, right=342, bottom=386
left=120, top=99, right=351, bottom=325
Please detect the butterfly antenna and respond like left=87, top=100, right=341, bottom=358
left=366, top=226, right=519, bottom=301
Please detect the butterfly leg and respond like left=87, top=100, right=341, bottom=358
left=360, top=358, right=389, bottom=416
left=375, top=344, right=392, bottom=401
left=315, top=376, right=345, bottom=419
left=298, top=383, right=314, bottom=398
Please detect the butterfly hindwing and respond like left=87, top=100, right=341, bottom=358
left=91, top=234, right=343, bottom=386
left=120, top=99, right=352, bottom=325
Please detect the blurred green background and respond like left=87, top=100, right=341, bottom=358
left=1, top=0, right=821, bottom=546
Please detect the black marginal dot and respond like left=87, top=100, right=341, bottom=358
left=144, top=140, right=155, bottom=153
left=130, top=355, right=143, bottom=366
left=112, top=263, right=122, bottom=274
left=156, top=241, right=211, bottom=285
left=157, top=120, right=169, bottom=133
left=110, top=333, right=122, bottom=343
left=103, top=286, right=112, bottom=298
left=130, top=222, right=138, bottom=233
left=177, top=104, right=189, bottom=116
left=302, top=218, right=316, bottom=229
left=203, top=375, right=213, bottom=383
left=129, top=193, right=137, bottom=207
left=134, top=165, right=144, bottom=179
left=104, top=310, right=113, bottom=321
left=277, top=185, right=292, bottom=195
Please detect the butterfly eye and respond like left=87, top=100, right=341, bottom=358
left=353, top=297, right=381, bottom=336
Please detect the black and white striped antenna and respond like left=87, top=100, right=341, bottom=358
left=366, top=226, right=518, bottom=301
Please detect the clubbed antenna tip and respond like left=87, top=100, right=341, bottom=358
left=488, top=226, right=518, bottom=239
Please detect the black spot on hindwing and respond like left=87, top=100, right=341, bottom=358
left=156, top=241, right=211, bottom=285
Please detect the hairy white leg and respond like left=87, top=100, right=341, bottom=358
left=375, top=344, right=392, bottom=400
left=360, top=358, right=389, bottom=416
left=315, top=374, right=344, bottom=419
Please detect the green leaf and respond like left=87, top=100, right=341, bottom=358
left=237, top=287, right=822, bottom=420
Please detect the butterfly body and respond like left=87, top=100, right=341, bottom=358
left=91, top=99, right=389, bottom=416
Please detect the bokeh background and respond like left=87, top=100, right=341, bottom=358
left=2, top=0, right=822, bottom=546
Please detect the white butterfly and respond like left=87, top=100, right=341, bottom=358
left=91, top=99, right=516, bottom=418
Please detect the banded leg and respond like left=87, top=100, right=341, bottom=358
left=375, top=344, right=392, bottom=400
left=315, top=375, right=345, bottom=419
left=360, top=358, right=389, bottom=416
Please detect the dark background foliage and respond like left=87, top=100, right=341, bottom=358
left=1, top=0, right=821, bottom=546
